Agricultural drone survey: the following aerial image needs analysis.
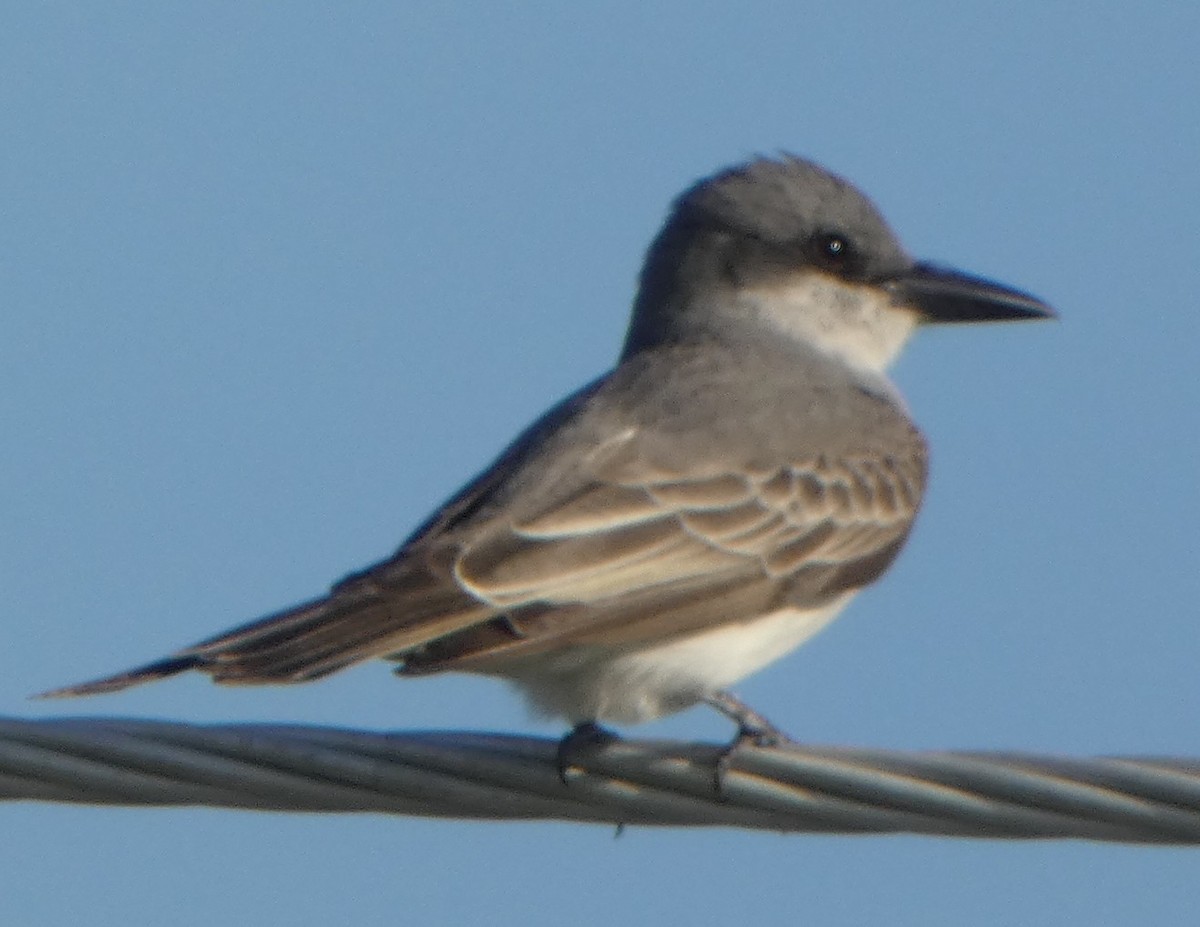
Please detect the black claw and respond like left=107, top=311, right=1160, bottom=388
left=736, top=718, right=786, bottom=749
left=556, top=722, right=618, bottom=785
left=704, top=691, right=791, bottom=795
left=712, top=724, right=783, bottom=793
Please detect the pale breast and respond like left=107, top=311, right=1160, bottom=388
left=498, top=593, right=855, bottom=725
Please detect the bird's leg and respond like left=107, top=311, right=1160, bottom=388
left=555, top=721, right=619, bottom=785
left=703, top=690, right=791, bottom=793
left=705, top=690, right=789, bottom=744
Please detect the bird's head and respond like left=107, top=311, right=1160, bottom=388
left=624, top=155, right=1054, bottom=372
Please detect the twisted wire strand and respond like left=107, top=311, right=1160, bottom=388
left=3, top=716, right=1199, bottom=843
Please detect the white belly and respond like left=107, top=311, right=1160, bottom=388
left=499, top=594, right=855, bottom=725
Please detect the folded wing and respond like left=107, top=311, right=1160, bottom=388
left=44, top=423, right=926, bottom=695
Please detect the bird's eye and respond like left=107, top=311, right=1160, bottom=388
left=813, top=232, right=853, bottom=267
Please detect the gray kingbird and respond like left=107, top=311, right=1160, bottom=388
left=44, top=156, right=1053, bottom=753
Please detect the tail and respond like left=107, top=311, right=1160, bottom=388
left=36, top=654, right=205, bottom=698
left=35, top=572, right=492, bottom=699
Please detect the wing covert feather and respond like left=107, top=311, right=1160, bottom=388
left=424, top=439, right=926, bottom=666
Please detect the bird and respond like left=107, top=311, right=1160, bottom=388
left=42, top=155, right=1053, bottom=759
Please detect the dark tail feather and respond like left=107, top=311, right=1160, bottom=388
left=30, top=593, right=350, bottom=699
left=34, top=571, right=491, bottom=698
left=34, top=655, right=203, bottom=698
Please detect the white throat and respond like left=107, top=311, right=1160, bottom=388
left=737, top=272, right=919, bottom=374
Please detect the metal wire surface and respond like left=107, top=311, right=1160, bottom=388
left=3, top=717, right=1199, bottom=843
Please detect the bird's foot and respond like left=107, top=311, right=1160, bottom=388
left=704, top=691, right=791, bottom=795
left=556, top=721, right=619, bottom=785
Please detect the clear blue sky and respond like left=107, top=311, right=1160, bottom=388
left=3, top=4, right=1198, bottom=924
